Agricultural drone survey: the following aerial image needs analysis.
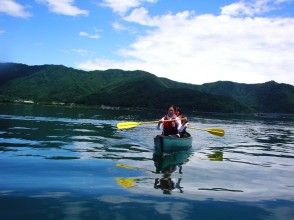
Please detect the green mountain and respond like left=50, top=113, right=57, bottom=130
left=0, top=63, right=293, bottom=113
left=197, top=81, right=294, bottom=113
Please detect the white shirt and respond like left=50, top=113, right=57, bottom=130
left=178, top=122, right=189, bottom=132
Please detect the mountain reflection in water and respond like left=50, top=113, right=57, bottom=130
left=0, top=104, right=294, bottom=220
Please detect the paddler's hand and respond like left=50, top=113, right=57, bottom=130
left=157, top=120, right=163, bottom=130
left=157, top=119, right=163, bottom=125
left=182, top=118, right=188, bottom=124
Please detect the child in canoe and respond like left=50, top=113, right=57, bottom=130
left=157, top=105, right=182, bottom=136
left=176, top=107, right=189, bottom=137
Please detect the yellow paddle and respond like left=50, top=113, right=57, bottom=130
left=116, top=163, right=156, bottom=173
left=116, top=163, right=136, bottom=169
left=116, top=121, right=159, bottom=130
left=192, top=128, right=225, bottom=137
left=116, top=177, right=138, bottom=189
left=116, top=121, right=225, bottom=137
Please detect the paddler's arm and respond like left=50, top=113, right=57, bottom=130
left=179, top=122, right=189, bottom=132
left=181, top=117, right=188, bottom=124
left=176, top=117, right=182, bottom=131
left=179, top=116, right=188, bottom=132
left=157, top=117, right=164, bottom=130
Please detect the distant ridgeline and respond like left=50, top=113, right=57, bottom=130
left=0, top=63, right=293, bottom=113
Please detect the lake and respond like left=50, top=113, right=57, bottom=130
left=0, top=104, right=293, bottom=220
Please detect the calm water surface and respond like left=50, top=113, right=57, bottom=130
left=0, top=104, right=293, bottom=220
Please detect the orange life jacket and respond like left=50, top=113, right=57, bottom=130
left=163, top=115, right=178, bottom=136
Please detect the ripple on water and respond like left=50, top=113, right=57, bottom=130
left=0, top=106, right=294, bottom=220
left=0, top=138, right=40, bottom=146
left=0, top=110, right=294, bottom=207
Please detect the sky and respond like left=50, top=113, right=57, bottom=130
left=0, top=0, right=293, bottom=85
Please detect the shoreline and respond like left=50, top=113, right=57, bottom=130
left=0, top=101, right=293, bottom=117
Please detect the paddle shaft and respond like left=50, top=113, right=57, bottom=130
left=116, top=121, right=224, bottom=136
left=116, top=163, right=156, bottom=173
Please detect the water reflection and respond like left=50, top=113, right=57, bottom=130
left=153, top=150, right=192, bottom=194
left=116, top=177, right=138, bottom=189
left=198, top=187, right=243, bottom=192
left=208, top=151, right=223, bottom=161
left=154, top=175, right=184, bottom=194
left=1, top=104, right=294, bottom=220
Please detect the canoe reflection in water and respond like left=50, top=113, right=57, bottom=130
left=153, top=150, right=192, bottom=194
left=154, top=173, right=183, bottom=194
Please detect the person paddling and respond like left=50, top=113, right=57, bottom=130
left=157, top=105, right=182, bottom=136
left=176, top=107, right=189, bottom=137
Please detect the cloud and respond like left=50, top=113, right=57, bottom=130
left=112, top=22, right=127, bottom=31
left=78, top=3, right=294, bottom=85
left=0, top=30, right=5, bottom=35
left=221, top=0, right=294, bottom=17
left=124, top=7, right=155, bottom=25
left=0, top=0, right=31, bottom=18
left=112, top=21, right=139, bottom=33
left=101, top=0, right=157, bottom=14
left=36, top=0, right=88, bottom=16
left=79, top=31, right=100, bottom=39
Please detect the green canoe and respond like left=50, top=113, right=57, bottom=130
left=154, top=133, right=192, bottom=153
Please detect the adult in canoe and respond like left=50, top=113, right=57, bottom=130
left=157, top=105, right=182, bottom=136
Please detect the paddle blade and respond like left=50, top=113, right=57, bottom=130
left=116, top=178, right=137, bottom=189
left=205, top=128, right=225, bottom=137
left=208, top=151, right=224, bottom=161
left=116, top=163, right=135, bottom=169
left=116, top=121, right=141, bottom=130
